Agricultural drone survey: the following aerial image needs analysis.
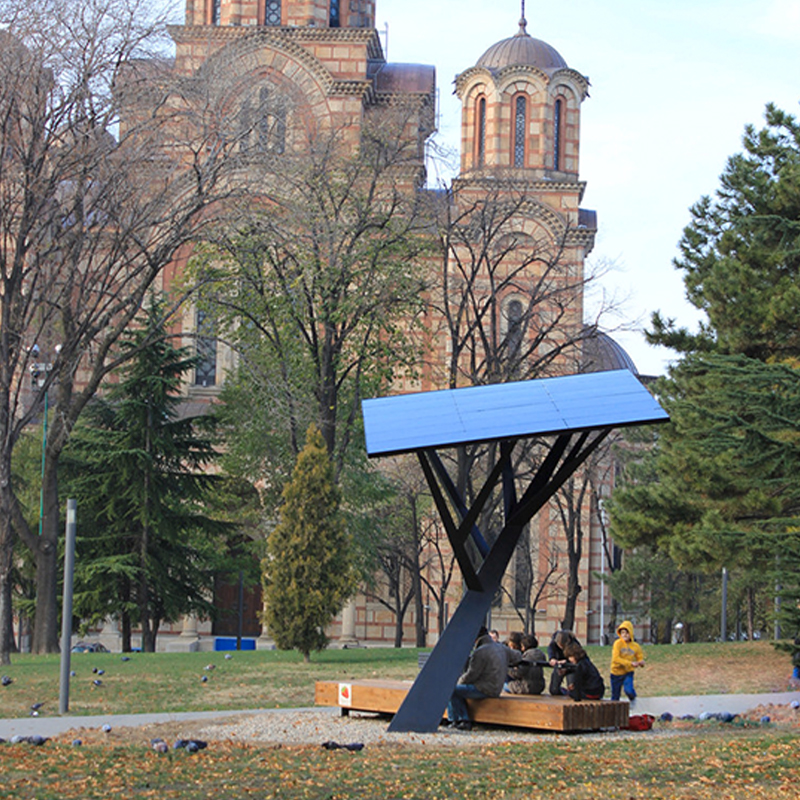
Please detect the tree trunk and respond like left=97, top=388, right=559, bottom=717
left=122, top=612, right=132, bottom=653
left=319, top=333, right=338, bottom=462
left=31, top=461, right=60, bottom=653
left=0, top=518, right=14, bottom=665
left=149, top=614, right=160, bottom=653
left=409, top=496, right=426, bottom=648
left=139, top=520, right=154, bottom=651
left=393, top=580, right=405, bottom=648
left=746, top=586, right=756, bottom=640
left=121, top=576, right=132, bottom=652
left=140, top=410, right=154, bottom=653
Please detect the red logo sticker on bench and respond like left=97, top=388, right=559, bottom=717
left=338, top=683, right=352, bottom=707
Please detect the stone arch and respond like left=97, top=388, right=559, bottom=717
left=195, top=31, right=337, bottom=136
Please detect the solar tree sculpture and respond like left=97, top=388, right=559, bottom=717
left=361, top=369, right=668, bottom=733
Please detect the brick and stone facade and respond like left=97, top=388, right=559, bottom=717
left=135, top=0, right=640, bottom=652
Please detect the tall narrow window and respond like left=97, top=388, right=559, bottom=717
left=257, top=87, right=286, bottom=154
left=264, top=0, right=281, bottom=26
left=476, top=97, right=486, bottom=168
left=553, top=98, right=563, bottom=170
left=514, top=96, right=527, bottom=168
left=505, top=299, right=524, bottom=363
left=195, top=311, right=217, bottom=388
left=330, top=0, right=340, bottom=27
left=211, top=0, right=221, bottom=24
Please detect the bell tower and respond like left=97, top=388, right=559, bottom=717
left=451, top=6, right=596, bottom=266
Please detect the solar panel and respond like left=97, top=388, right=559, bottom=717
left=362, top=369, right=668, bottom=457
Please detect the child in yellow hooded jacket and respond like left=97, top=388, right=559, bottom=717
left=610, top=620, right=645, bottom=702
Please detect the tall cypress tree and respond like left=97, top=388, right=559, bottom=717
left=262, top=425, right=356, bottom=661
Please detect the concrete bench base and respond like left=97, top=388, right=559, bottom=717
left=315, top=679, right=629, bottom=732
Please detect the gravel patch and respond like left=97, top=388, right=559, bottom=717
left=192, top=708, right=669, bottom=748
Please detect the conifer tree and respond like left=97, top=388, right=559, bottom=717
left=262, top=425, right=356, bottom=661
left=613, top=104, right=800, bottom=642
left=62, top=299, right=229, bottom=651
left=649, top=103, right=800, bottom=361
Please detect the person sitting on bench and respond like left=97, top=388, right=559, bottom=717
left=505, top=633, right=546, bottom=695
left=445, top=626, right=522, bottom=731
left=563, top=642, right=605, bottom=701
left=548, top=629, right=580, bottom=695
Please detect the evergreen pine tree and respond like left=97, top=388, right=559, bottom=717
left=612, top=104, right=800, bottom=644
left=62, top=299, right=229, bottom=651
left=262, top=425, right=356, bottom=661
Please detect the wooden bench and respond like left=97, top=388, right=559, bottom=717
left=315, top=679, right=629, bottom=732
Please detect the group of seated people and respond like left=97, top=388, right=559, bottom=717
left=445, top=626, right=605, bottom=730
left=499, top=628, right=605, bottom=702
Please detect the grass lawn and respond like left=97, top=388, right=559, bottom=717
left=1, top=727, right=798, bottom=799
left=0, top=639, right=794, bottom=719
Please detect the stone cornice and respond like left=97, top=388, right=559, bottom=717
left=454, top=175, right=587, bottom=197
left=169, top=24, right=383, bottom=59
left=455, top=63, right=589, bottom=100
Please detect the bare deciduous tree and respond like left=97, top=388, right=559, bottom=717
left=0, top=0, right=243, bottom=661
left=190, top=106, right=433, bottom=485
left=421, top=181, right=626, bottom=629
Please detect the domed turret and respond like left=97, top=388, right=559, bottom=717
left=476, top=19, right=567, bottom=72
left=455, top=12, right=588, bottom=178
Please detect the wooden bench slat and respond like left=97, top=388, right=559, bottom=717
left=315, top=679, right=628, bottom=732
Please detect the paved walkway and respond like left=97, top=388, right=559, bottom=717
left=632, top=690, right=799, bottom=718
left=0, top=707, right=331, bottom=739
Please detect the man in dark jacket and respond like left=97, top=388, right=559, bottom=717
left=445, top=626, right=522, bottom=731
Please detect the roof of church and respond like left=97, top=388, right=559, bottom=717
left=476, top=19, right=567, bottom=72
left=581, top=328, right=639, bottom=376
left=374, top=63, right=436, bottom=95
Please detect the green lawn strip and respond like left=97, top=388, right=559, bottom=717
left=1, top=729, right=798, bottom=800
left=0, top=647, right=422, bottom=717
left=0, top=640, right=794, bottom=719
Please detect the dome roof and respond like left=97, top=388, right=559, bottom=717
left=581, top=328, right=639, bottom=376
left=476, top=19, right=567, bottom=72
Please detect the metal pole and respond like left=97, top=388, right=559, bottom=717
left=38, top=390, right=48, bottom=536
left=236, top=570, right=244, bottom=651
left=59, top=499, right=77, bottom=714
left=720, top=567, right=728, bottom=643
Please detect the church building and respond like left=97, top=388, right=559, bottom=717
left=143, top=0, right=645, bottom=651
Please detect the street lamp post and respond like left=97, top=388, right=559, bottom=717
left=29, top=344, right=60, bottom=536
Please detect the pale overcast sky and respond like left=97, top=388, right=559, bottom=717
left=378, top=0, right=800, bottom=376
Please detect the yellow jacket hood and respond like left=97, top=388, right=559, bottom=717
left=617, top=620, right=635, bottom=640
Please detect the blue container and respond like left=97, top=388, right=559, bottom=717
left=213, top=637, right=256, bottom=651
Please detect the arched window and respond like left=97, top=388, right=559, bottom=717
left=553, top=98, right=563, bottom=171
left=476, top=96, right=486, bottom=167
left=211, top=0, right=221, bottom=25
left=513, top=95, right=527, bottom=168
left=330, top=0, right=340, bottom=27
left=264, top=0, right=281, bottom=26
left=195, top=310, right=217, bottom=388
